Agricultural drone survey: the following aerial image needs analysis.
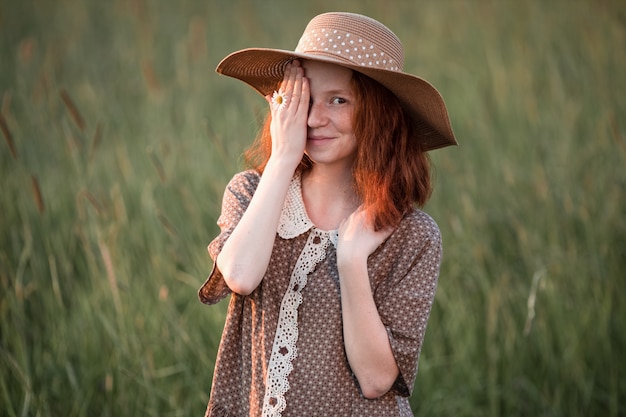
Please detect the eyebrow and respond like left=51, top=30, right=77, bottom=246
left=320, top=88, right=353, bottom=96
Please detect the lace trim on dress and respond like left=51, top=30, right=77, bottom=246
left=277, top=171, right=339, bottom=245
left=277, top=172, right=312, bottom=240
left=261, top=228, right=333, bottom=416
left=262, top=173, right=338, bottom=417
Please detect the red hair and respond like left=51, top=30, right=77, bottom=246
left=244, top=71, right=432, bottom=230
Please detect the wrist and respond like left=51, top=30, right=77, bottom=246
left=337, top=252, right=368, bottom=277
left=265, top=153, right=301, bottom=175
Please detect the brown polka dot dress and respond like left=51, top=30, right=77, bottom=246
left=199, top=170, right=442, bottom=416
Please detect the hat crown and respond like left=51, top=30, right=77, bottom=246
left=295, top=12, right=404, bottom=72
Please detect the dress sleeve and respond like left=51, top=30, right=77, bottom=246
left=198, top=170, right=261, bottom=305
left=371, top=210, right=443, bottom=397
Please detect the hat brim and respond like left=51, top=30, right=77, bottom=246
left=216, top=48, right=457, bottom=151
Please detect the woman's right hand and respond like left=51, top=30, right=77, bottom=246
left=217, top=61, right=311, bottom=295
left=265, top=60, right=310, bottom=169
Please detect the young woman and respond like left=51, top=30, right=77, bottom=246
left=199, top=12, right=457, bottom=416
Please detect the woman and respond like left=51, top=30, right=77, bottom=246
left=199, top=12, right=457, bottom=416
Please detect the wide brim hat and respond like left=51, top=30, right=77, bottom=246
left=216, top=12, right=458, bottom=151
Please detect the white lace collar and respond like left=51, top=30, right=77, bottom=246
left=277, top=172, right=338, bottom=247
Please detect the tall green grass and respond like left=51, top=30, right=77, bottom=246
left=1, top=0, right=624, bottom=416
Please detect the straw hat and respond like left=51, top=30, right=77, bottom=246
left=216, top=12, right=457, bottom=151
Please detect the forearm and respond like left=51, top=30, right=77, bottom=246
left=217, top=159, right=296, bottom=295
left=338, top=257, right=400, bottom=398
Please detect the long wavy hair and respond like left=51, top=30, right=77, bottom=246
left=243, top=70, right=432, bottom=230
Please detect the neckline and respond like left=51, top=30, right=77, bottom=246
left=277, top=172, right=339, bottom=240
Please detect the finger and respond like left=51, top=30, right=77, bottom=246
left=286, top=61, right=302, bottom=90
left=300, top=76, right=310, bottom=108
left=282, top=62, right=297, bottom=98
left=268, top=64, right=292, bottom=113
left=290, top=67, right=304, bottom=113
left=269, top=65, right=293, bottom=115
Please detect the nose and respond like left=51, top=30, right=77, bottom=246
left=307, top=101, right=327, bottom=128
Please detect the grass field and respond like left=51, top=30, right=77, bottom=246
left=1, top=0, right=624, bottom=416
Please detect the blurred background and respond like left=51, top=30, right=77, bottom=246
left=1, top=0, right=624, bottom=416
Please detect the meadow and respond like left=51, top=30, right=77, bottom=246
left=1, top=0, right=624, bottom=416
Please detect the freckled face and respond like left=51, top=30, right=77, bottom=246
left=303, top=60, right=357, bottom=169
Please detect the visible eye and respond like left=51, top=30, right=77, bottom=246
left=331, top=97, right=347, bottom=105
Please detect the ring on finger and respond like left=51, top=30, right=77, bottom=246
left=271, top=90, right=289, bottom=110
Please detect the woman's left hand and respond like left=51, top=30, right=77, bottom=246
left=337, top=207, right=394, bottom=264
left=336, top=206, right=400, bottom=398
